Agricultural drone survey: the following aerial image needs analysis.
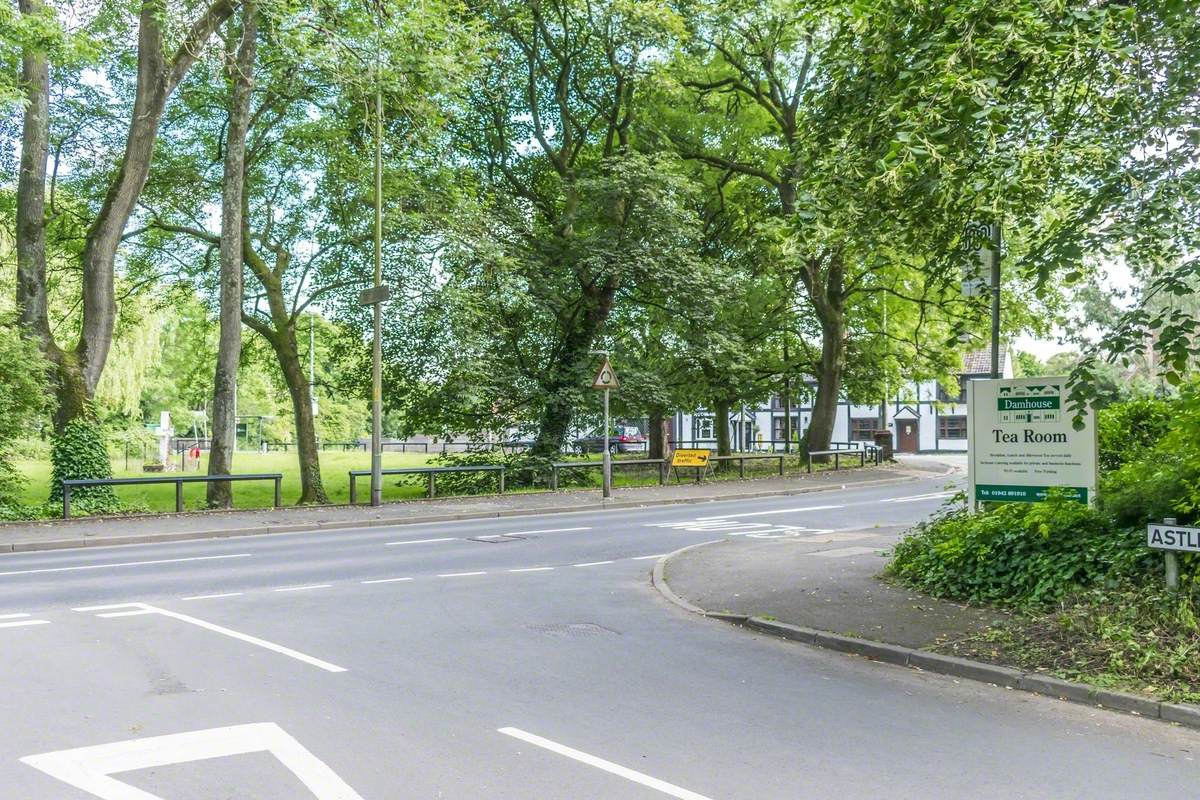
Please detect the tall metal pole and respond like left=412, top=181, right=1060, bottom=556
left=990, top=222, right=1002, bottom=379
left=370, top=72, right=383, bottom=506
left=602, top=387, right=612, bottom=498
left=782, top=336, right=791, bottom=453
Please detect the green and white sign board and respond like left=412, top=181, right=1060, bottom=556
left=967, top=377, right=1097, bottom=509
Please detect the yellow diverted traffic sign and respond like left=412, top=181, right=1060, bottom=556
left=672, top=449, right=711, bottom=468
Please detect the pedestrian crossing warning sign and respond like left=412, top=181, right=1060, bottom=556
left=591, top=358, right=620, bottom=390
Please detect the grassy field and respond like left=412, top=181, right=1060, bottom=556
left=14, top=450, right=436, bottom=513
left=13, top=449, right=864, bottom=516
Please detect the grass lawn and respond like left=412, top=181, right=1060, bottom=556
left=13, top=449, right=868, bottom=517
left=14, top=450, right=435, bottom=514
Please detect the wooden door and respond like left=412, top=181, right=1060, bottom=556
left=897, top=419, right=919, bottom=453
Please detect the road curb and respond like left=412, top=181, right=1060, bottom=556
left=0, top=468, right=930, bottom=553
left=651, top=540, right=1200, bottom=732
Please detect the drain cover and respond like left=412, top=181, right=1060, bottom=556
left=468, top=534, right=528, bottom=543
left=523, top=623, right=620, bottom=638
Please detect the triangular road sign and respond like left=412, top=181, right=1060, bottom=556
left=591, top=357, right=620, bottom=390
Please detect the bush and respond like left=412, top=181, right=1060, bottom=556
left=49, top=418, right=122, bottom=512
left=396, top=449, right=590, bottom=495
left=1096, top=397, right=1171, bottom=473
left=888, top=494, right=1157, bottom=605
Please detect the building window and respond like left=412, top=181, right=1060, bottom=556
left=937, top=377, right=967, bottom=403
left=938, top=415, right=967, bottom=440
left=695, top=417, right=715, bottom=441
left=850, top=417, right=880, bottom=441
left=772, top=415, right=801, bottom=442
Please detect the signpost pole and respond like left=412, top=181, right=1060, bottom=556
left=602, top=388, right=611, bottom=499
left=990, top=223, right=1002, bottom=379
left=1163, top=517, right=1180, bottom=591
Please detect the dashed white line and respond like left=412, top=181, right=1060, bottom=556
left=273, top=584, right=332, bottom=593
left=384, top=537, right=457, bottom=546
left=0, top=612, right=31, bottom=620
left=505, top=527, right=591, bottom=535
left=508, top=567, right=554, bottom=573
left=438, top=571, right=487, bottom=578
left=632, top=554, right=668, bottom=560
left=498, top=727, right=713, bottom=800
left=0, top=619, right=49, bottom=629
left=0, top=553, right=251, bottom=577
left=360, top=577, right=413, bottom=585
left=573, top=561, right=614, bottom=567
left=96, top=609, right=156, bottom=618
left=182, top=592, right=244, bottom=601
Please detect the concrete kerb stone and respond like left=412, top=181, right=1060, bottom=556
left=651, top=541, right=725, bottom=617
left=651, top=538, right=1200, bottom=731
left=0, top=466, right=929, bottom=553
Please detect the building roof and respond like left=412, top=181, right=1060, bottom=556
left=962, top=345, right=1007, bottom=375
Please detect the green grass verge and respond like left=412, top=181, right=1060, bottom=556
left=13, top=450, right=434, bottom=514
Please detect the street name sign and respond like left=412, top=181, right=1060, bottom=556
left=672, top=449, right=711, bottom=468
left=591, top=358, right=620, bottom=390
left=968, top=376, right=1097, bottom=508
left=1147, top=523, right=1200, bottom=553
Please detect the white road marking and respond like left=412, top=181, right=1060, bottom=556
left=273, top=584, right=331, bottom=593
left=883, top=491, right=956, bottom=503
left=0, top=619, right=50, bottom=629
left=181, top=592, right=244, bottom=601
left=696, top=504, right=842, bottom=520
left=0, top=612, right=31, bottom=619
left=632, top=554, right=668, bottom=560
left=504, top=527, right=591, bottom=535
left=360, top=577, right=413, bottom=585
left=96, top=609, right=156, bottom=618
left=649, top=518, right=830, bottom=538
left=0, top=553, right=251, bottom=578
left=21, top=722, right=365, bottom=800
left=811, top=546, right=881, bottom=558
left=573, top=561, right=613, bottom=567
left=77, top=603, right=346, bottom=673
left=498, top=727, right=713, bottom=800
left=438, top=571, right=487, bottom=578
left=508, top=567, right=554, bottom=573
left=384, top=537, right=457, bottom=546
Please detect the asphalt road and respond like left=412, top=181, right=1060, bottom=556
left=1, top=472, right=1197, bottom=799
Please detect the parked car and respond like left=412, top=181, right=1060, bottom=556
left=573, top=425, right=647, bottom=454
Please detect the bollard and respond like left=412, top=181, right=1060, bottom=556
left=349, top=473, right=357, bottom=505
left=175, top=480, right=184, bottom=513
left=273, top=476, right=282, bottom=508
left=63, top=484, right=71, bottom=519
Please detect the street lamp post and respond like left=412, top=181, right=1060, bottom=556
left=370, top=81, right=383, bottom=507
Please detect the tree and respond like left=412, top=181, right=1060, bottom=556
left=385, top=0, right=697, bottom=456
left=15, top=0, right=240, bottom=429
left=207, top=1, right=257, bottom=507
left=0, top=315, right=50, bottom=507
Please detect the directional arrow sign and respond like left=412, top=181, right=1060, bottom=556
left=21, top=723, right=364, bottom=800
left=591, top=357, right=620, bottom=390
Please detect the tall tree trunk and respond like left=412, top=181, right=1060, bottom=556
left=805, top=306, right=846, bottom=454
left=713, top=398, right=732, bottom=470
left=15, top=0, right=49, bottom=344
left=648, top=410, right=671, bottom=461
left=207, top=3, right=256, bottom=508
left=264, top=322, right=327, bottom=504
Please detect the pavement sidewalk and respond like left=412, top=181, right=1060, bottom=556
left=658, top=519, right=1200, bottom=729
left=662, top=528, right=1002, bottom=649
left=0, top=460, right=941, bottom=553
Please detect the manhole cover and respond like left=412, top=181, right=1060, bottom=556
left=523, top=623, right=620, bottom=638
